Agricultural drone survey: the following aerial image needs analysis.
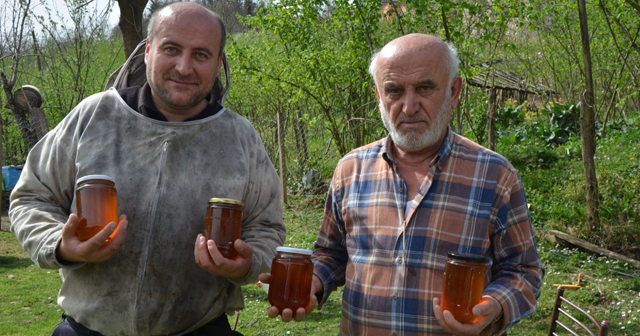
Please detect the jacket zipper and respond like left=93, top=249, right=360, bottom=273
left=133, top=141, right=169, bottom=334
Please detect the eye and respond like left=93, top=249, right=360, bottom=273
left=417, top=86, right=431, bottom=93
left=165, top=46, right=177, bottom=53
left=386, top=87, right=402, bottom=96
left=195, top=52, right=208, bottom=60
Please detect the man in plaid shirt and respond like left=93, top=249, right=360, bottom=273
left=263, top=34, right=544, bottom=335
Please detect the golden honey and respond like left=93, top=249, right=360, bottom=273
left=440, top=252, right=487, bottom=323
left=268, top=247, right=313, bottom=312
left=75, top=175, right=118, bottom=242
left=205, top=198, right=243, bottom=259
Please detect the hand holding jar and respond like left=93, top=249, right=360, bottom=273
left=259, top=247, right=321, bottom=322
left=194, top=197, right=254, bottom=278
left=194, top=234, right=254, bottom=278
left=432, top=252, right=503, bottom=335
left=56, top=175, right=129, bottom=264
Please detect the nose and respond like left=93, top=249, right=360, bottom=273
left=401, top=90, right=420, bottom=117
left=174, top=53, right=193, bottom=76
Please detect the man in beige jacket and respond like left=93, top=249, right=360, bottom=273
left=10, top=3, right=285, bottom=335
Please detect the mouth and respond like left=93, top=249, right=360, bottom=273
left=398, top=120, right=427, bottom=129
left=168, top=79, right=197, bottom=87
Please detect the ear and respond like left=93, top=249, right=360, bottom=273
left=449, top=76, right=463, bottom=109
left=375, top=84, right=380, bottom=102
left=215, top=51, right=224, bottom=78
left=144, top=38, right=151, bottom=64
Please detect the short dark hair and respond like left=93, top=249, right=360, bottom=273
left=147, top=2, right=227, bottom=56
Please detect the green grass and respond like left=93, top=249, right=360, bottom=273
left=0, top=232, right=63, bottom=335
left=2, top=198, right=639, bottom=335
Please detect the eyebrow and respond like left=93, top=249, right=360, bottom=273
left=162, top=41, right=214, bottom=56
left=383, top=79, right=437, bottom=90
left=417, top=79, right=437, bottom=87
left=383, top=83, right=400, bottom=90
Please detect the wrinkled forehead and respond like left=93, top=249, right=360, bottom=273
left=376, top=44, right=449, bottom=80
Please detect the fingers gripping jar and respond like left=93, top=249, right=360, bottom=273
left=268, top=247, right=314, bottom=312
left=75, top=175, right=118, bottom=242
left=440, top=252, right=488, bottom=323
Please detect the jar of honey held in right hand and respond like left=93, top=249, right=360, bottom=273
left=268, top=247, right=314, bottom=312
left=440, top=252, right=488, bottom=324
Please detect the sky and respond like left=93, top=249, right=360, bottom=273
left=30, top=0, right=123, bottom=33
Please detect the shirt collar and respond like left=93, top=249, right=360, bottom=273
left=381, top=126, right=453, bottom=172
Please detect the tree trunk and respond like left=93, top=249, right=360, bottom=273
left=295, top=109, right=308, bottom=167
left=117, top=0, right=148, bottom=58
left=277, top=111, right=287, bottom=205
left=486, top=87, right=497, bottom=151
left=577, top=0, right=600, bottom=231
left=1, top=71, right=37, bottom=149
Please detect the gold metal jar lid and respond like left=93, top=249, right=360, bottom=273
left=208, top=198, right=243, bottom=207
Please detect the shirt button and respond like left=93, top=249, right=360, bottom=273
left=393, top=294, right=398, bottom=300
left=398, top=188, right=403, bottom=192
left=396, top=257, right=402, bottom=264
left=392, top=333, right=397, bottom=336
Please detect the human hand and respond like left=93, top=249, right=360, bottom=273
left=194, top=234, right=253, bottom=278
left=432, top=296, right=502, bottom=336
left=56, top=213, right=128, bottom=263
left=259, top=272, right=320, bottom=322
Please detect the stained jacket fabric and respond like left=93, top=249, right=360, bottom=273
left=10, top=89, right=286, bottom=336
left=312, top=129, right=544, bottom=336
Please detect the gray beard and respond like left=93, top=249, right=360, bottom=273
left=380, top=92, right=452, bottom=152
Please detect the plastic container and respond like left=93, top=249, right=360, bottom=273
left=440, top=252, right=488, bottom=323
left=205, top=198, right=243, bottom=259
left=75, top=175, right=118, bottom=242
left=268, top=247, right=314, bottom=312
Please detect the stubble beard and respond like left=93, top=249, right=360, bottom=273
left=147, top=62, right=208, bottom=112
left=380, top=91, right=452, bottom=152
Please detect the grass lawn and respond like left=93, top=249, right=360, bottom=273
left=1, top=198, right=639, bottom=335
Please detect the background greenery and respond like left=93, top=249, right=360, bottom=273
left=1, top=0, right=639, bottom=335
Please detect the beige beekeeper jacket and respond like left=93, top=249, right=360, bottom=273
left=9, top=88, right=286, bottom=335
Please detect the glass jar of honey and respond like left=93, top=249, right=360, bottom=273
left=75, top=175, right=118, bottom=242
left=205, top=198, right=243, bottom=259
left=268, top=247, right=314, bottom=312
left=440, top=252, right=488, bottom=323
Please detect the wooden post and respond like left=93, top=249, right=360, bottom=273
left=276, top=111, right=287, bottom=205
left=28, top=108, right=49, bottom=141
left=486, top=87, right=497, bottom=151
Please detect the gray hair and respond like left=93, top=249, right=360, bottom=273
left=368, top=41, right=459, bottom=86
left=147, top=2, right=227, bottom=56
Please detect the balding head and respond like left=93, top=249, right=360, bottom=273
left=147, top=2, right=227, bottom=56
left=369, top=34, right=458, bottom=86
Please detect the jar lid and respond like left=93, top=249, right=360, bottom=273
left=276, top=246, right=313, bottom=256
left=76, top=174, right=115, bottom=185
left=208, top=198, right=243, bottom=207
left=447, top=252, right=488, bottom=263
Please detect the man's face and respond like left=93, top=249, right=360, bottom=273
left=145, top=10, right=223, bottom=115
left=380, top=89, right=451, bottom=152
left=375, top=47, right=459, bottom=152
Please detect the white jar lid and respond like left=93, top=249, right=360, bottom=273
left=76, top=174, right=115, bottom=185
left=276, top=246, right=313, bottom=256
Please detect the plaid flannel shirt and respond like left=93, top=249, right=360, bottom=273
left=312, top=129, right=544, bottom=336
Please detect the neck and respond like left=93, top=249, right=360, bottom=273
left=391, top=134, right=446, bottom=167
left=152, top=97, right=208, bottom=122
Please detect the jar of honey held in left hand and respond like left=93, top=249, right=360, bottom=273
left=75, top=175, right=118, bottom=242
